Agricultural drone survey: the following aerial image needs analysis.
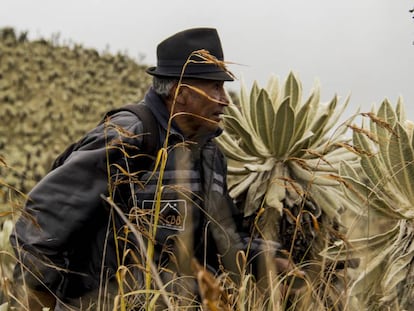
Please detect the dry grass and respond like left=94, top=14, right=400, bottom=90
left=1, top=27, right=405, bottom=311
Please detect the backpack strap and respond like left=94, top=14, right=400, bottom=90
left=104, top=102, right=160, bottom=159
left=51, top=102, right=160, bottom=170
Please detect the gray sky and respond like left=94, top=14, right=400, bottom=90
left=2, top=0, right=414, bottom=121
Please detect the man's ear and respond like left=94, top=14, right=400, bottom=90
left=165, top=82, right=185, bottom=113
left=170, top=82, right=188, bottom=107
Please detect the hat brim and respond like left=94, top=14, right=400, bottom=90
left=146, top=66, right=234, bottom=82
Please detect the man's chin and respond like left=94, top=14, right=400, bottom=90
left=197, top=123, right=222, bottom=138
left=208, top=121, right=223, bottom=133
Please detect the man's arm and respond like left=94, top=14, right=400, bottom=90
left=10, top=112, right=145, bottom=295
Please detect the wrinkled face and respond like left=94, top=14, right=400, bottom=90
left=174, top=78, right=229, bottom=138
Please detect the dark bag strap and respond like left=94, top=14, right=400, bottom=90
left=103, top=102, right=160, bottom=160
left=51, top=102, right=160, bottom=170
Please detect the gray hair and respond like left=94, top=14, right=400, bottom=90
left=152, top=76, right=178, bottom=98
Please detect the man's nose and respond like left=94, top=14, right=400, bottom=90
left=218, top=90, right=230, bottom=106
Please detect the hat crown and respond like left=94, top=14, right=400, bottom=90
left=156, top=28, right=224, bottom=64
left=146, top=28, right=233, bottom=81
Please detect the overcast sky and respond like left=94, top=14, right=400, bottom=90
left=2, top=0, right=414, bottom=121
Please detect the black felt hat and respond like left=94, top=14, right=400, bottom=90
left=146, top=28, right=234, bottom=81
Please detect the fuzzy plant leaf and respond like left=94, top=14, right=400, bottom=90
left=249, top=81, right=261, bottom=131
left=255, top=89, right=275, bottom=148
left=291, top=88, right=319, bottom=143
left=337, top=98, right=414, bottom=310
left=283, top=71, right=302, bottom=111
left=381, top=225, right=414, bottom=301
left=216, top=72, right=357, bottom=272
left=387, top=122, right=414, bottom=199
left=395, top=96, right=406, bottom=123
left=272, top=97, right=294, bottom=157
left=265, top=75, right=280, bottom=106
left=238, top=79, right=253, bottom=128
left=370, top=99, right=397, bottom=172
left=223, top=115, right=267, bottom=157
left=216, top=131, right=258, bottom=163
left=323, top=223, right=400, bottom=259
left=353, top=130, right=381, bottom=182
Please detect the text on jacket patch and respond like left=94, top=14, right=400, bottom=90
left=142, top=199, right=187, bottom=231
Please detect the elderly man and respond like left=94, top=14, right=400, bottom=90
left=10, top=28, right=290, bottom=310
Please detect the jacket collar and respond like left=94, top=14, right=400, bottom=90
left=144, top=87, right=182, bottom=137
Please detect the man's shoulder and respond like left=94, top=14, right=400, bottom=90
left=100, top=103, right=159, bottom=139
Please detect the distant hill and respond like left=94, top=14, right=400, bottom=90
left=0, top=27, right=152, bottom=206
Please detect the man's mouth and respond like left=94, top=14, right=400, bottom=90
left=212, top=111, right=223, bottom=121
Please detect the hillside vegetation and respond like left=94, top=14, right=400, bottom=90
left=0, top=27, right=152, bottom=206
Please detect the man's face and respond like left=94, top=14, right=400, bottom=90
left=175, top=78, right=229, bottom=137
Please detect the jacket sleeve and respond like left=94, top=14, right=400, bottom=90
left=10, top=111, right=144, bottom=292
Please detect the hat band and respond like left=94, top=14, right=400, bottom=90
left=156, top=62, right=226, bottom=73
left=157, top=59, right=223, bottom=66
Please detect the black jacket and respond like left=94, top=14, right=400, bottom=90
left=10, top=88, right=275, bottom=304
